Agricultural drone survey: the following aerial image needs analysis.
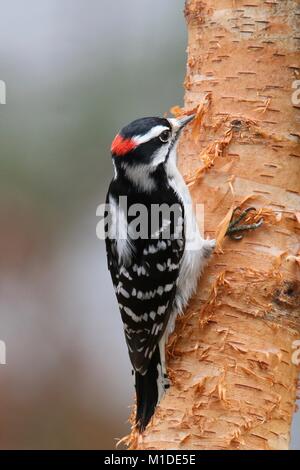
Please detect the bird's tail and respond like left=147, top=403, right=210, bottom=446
left=135, top=346, right=167, bottom=432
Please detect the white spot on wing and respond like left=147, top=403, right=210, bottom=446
left=123, top=306, right=141, bottom=323
left=157, top=263, right=166, bottom=272
left=164, top=284, right=173, bottom=292
left=134, top=125, right=169, bottom=145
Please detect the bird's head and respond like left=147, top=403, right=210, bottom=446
left=110, top=115, right=195, bottom=177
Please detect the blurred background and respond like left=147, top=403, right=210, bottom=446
left=0, top=0, right=298, bottom=450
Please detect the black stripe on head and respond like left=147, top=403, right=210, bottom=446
left=120, top=117, right=171, bottom=139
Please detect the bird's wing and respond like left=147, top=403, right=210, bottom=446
left=105, top=196, right=185, bottom=375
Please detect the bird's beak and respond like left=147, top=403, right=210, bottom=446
left=177, top=113, right=195, bottom=129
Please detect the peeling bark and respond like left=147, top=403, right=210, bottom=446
left=130, top=0, right=300, bottom=450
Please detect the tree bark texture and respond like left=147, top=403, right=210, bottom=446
left=131, top=0, right=300, bottom=450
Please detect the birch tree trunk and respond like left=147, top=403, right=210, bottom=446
left=131, top=0, right=300, bottom=450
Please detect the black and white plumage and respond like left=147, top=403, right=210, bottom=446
left=105, top=115, right=215, bottom=431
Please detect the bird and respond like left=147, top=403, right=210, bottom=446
left=105, top=114, right=263, bottom=432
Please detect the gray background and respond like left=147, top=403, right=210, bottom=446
left=0, top=0, right=298, bottom=449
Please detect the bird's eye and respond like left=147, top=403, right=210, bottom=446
left=159, top=130, right=171, bottom=143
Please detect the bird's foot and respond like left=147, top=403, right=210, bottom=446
left=226, top=207, right=264, bottom=240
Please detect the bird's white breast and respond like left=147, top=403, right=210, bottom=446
left=166, top=146, right=214, bottom=333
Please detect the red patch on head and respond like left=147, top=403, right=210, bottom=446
left=111, top=134, right=137, bottom=156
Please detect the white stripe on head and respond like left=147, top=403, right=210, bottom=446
left=168, top=118, right=181, bottom=131
left=134, top=125, right=169, bottom=145
left=151, top=145, right=169, bottom=167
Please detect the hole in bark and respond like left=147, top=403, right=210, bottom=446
left=273, top=281, right=300, bottom=308
left=284, top=283, right=296, bottom=296
left=231, top=119, right=242, bottom=129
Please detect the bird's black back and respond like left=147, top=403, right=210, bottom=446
left=105, top=164, right=185, bottom=374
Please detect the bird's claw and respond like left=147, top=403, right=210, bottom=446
left=226, top=207, right=264, bottom=240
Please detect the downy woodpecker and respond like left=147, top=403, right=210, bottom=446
left=105, top=114, right=217, bottom=432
